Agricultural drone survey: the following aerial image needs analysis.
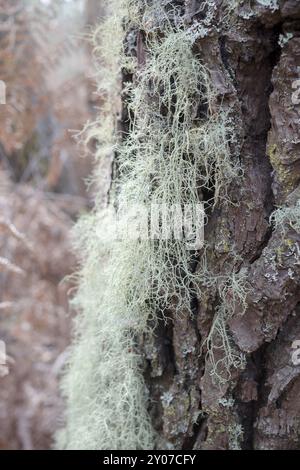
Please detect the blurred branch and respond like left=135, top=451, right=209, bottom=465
left=0, top=256, right=25, bottom=275
left=0, top=217, right=34, bottom=252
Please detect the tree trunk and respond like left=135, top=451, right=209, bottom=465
left=120, top=1, right=300, bottom=450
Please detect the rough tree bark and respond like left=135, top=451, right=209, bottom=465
left=121, top=1, right=300, bottom=450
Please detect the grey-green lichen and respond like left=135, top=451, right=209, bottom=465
left=271, top=199, right=300, bottom=235
left=57, top=0, right=245, bottom=450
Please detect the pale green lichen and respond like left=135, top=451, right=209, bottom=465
left=57, top=0, right=244, bottom=450
left=256, top=0, right=279, bottom=11
left=199, top=255, right=248, bottom=384
left=271, top=200, right=300, bottom=234
left=278, top=32, right=294, bottom=48
left=228, top=423, right=244, bottom=450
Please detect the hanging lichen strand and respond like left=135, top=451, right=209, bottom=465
left=57, top=1, right=244, bottom=450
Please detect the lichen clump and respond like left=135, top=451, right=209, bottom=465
left=271, top=200, right=300, bottom=234
left=57, top=0, right=243, bottom=450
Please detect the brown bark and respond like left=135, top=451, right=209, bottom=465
left=124, top=1, right=300, bottom=450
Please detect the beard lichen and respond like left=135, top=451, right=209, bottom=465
left=57, top=0, right=245, bottom=450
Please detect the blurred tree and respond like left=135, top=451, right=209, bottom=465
left=0, top=0, right=101, bottom=450
left=0, top=0, right=96, bottom=197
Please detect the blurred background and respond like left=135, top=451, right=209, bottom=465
left=0, top=0, right=101, bottom=449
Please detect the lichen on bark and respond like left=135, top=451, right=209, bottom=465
left=59, top=0, right=300, bottom=451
